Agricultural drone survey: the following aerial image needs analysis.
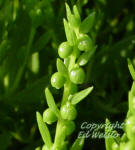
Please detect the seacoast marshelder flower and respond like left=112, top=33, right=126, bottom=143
left=36, top=3, right=96, bottom=150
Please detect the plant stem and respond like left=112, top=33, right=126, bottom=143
left=10, top=27, right=36, bottom=95
left=54, top=51, right=76, bottom=147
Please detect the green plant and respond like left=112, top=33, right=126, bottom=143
left=105, top=59, right=135, bottom=150
left=36, top=3, right=95, bottom=150
left=1, top=0, right=135, bottom=149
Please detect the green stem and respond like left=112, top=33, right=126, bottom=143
left=10, top=27, right=36, bottom=95
left=54, top=52, right=77, bottom=147
left=54, top=82, right=70, bottom=146
left=54, top=24, right=79, bottom=147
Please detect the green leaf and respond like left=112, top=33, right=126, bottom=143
left=73, top=5, right=81, bottom=22
left=63, top=18, right=77, bottom=46
left=79, top=12, right=96, bottom=34
left=65, top=3, right=72, bottom=22
left=57, top=58, right=67, bottom=74
left=105, top=119, right=114, bottom=150
left=128, top=81, right=135, bottom=114
left=45, top=88, right=59, bottom=117
left=127, top=58, right=135, bottom=81
left=77, top=46, right=96, bottom=66
left=65, top=3, right=80, bottom=28
left=70, top=137, right=85, bottom=150
left=36, top=112, right=52, bottom=148
left=71, top=86, right=93, bottom=105
left=105, top=119, right=120, bottom=150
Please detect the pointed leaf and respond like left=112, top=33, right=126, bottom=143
left=127, top=58, right=135, bottom=80
left=79, top=12, right=96, bottom=34
left=105, top=119, right=120, bottom=150
left=128, top=81, right=135, bottom=114
left=78, top=46, right=96, bottom=66
left=71, top=86, right=93, bottom=105
left=36, top=112, right=52, bottom=148
left=73, top=5, right=81, bottom=22
left=45, top=88, right=59, bottom=117
left=70, top=137, right=85, bottom=150
left=70, top=14, right=80, bottom=28
left=63, top=19, right=77, bottom=46
left=65, top=3, right=79, bottom=28
left=56, top=58, right=68, bottom=74
left=65, top=3, right=72, bottom=22
left=105, top=119, right=114, bottom=150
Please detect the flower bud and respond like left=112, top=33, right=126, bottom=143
left=51, top=72, right=66, bottom=89
left=43, top=108, right=57, bottom=124
left=69, top=67, right=85, bottom=84
left=58, top=42, right=73, bottom=59
left=60, top=102, right=77, bottom=120
left=78, top=35, right=93, bottom=51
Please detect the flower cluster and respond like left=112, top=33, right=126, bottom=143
left=36, top=3, right=96, bottom=150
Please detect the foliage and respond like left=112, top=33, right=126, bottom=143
left=0, top=0, right=135, bottom=150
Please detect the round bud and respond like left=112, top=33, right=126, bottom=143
left=112, top=142, right=119, bottom=150
left=43, top=108, right=57, bottom=124
left=63, top=120, right=76, bottom=136
left=60, top=103, right=77, bottom=120
left=78, top=35, right=93, bottom=51
left=69, top=67, right=85, bottom=84
left=58, top=42, right=73, bottom=58
left=125, top=116, right=135, bottom=140
left=51, top=72, right=66, bottom=89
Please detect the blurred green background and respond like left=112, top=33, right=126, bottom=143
left=0, top=0, right=135, bottom=149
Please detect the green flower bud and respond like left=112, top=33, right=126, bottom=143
left=43, top=108, right=57, bottom=124
left=126, top=116, right=135, bottom=140
left=60, top=102, right=77, bottom=120
left=69, top=67, right=85, bottom=84
left=63, top=120, right=76, bottom=135
left=58, top=42, right=73, bottom=58
left=51, top=72, right=66, bottom=89
left=78, top=35, right=93, bottom=51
